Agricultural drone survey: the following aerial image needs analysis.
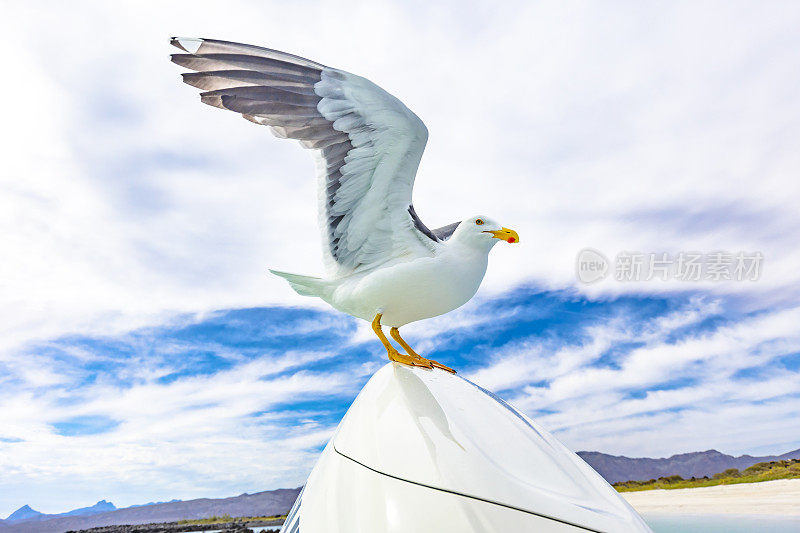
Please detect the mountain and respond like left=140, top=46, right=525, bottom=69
left=59, top=501, right=117, bottom=518
left=578, top=447, right=800, bottom=483
left=5, top=506, right=43, bottom=524
left=0, top=489, right=300, bottom=533
left=127, top=500, right=180, bottom=509
left=3, top=501, right=116, bottom=526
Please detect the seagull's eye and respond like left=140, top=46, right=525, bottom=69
left=475, top=219, right=484, bottom=225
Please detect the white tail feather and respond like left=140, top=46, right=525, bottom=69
left=269, top=269, right=329, bottom=298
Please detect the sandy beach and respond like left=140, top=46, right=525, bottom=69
left=622, top=478, right=800, bottom=515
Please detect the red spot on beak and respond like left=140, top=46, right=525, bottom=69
left=508, top=237, right=516, bottom=243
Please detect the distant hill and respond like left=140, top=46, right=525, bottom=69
left=4, top=506, right=43, bottom=524
left=3, top=501, right=116, bottom=526
left=578, top=447, right=800, bottom=483
left=126, top=500, right=180, bottom=509
left=58, top=501, right=117, bottom=519
left=0, top=489, right=300, bottom=533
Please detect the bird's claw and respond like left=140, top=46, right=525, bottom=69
left=387, top=351, right=456, bottom=373
left=426, top=359, right=456, bottom=374
left=388, top=349, right=432, bottom=369
left=411, top=354, right=456, bottom=374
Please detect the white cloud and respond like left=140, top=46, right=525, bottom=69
left=493, top=303, right=800, bottom=457
left=465, top=296, right=721, bottom=391
left=0, top=344, right=359, bottom=514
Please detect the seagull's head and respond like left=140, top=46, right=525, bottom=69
left=450, top=216, right=519, bottom=251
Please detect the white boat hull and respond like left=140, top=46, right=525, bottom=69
left=284, top=363, right=652, bottom=533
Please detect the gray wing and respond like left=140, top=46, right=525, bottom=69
left=431, top=221, right=461, bottom=241
left=170, top=37, right=441, bottom=277
left=407, top=205, right=460, bottom=241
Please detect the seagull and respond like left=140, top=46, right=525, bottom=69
left=170, top=38, right=518, bottom=373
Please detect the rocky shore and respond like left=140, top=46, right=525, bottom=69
left=65, top=519, right=283, bottom=533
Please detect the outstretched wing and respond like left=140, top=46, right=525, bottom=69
left=170, top=37, right=441, bottom=277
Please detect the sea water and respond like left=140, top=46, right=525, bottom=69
left=644, top=513, right=800, bottom=532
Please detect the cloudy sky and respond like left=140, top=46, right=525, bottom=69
left=2, top=0, right=800, bottom=518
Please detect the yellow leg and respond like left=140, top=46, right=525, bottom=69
left=389, top=327, right=432, bottom=369
left=372, top=314, right=431, bottom=369
left=390, top=327, right=456, bottom=374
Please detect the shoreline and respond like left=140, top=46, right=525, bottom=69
left=64, top=520, right=283, bottom=533
left=622, top=478, right=800, bottom=516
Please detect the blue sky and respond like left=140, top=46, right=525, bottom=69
left=2, top=0, right=800, bottom=518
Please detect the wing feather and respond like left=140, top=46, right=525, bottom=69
left=182, top=71, right=318, bottom=95
left=432, top=221, right=461, bottom=241
left=201, top=86, right=321, bottom=107
left=171, top=37, right=440, bottom=276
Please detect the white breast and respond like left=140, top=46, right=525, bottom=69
left=328, top=246, right=489, bottom=327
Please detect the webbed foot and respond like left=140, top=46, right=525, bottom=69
left=388, top=349, right=433, bottom=369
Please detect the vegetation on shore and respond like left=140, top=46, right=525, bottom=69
left=177, top=514, right=286, bottom=525
left=66, top=512, right=290, bottom=532
left=614, top=459, right=800, bottom=492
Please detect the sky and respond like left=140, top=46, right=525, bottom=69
left=1, top=0, right=800, bottom=518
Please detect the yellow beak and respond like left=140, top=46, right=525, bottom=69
left=485, top=227, right=519, bottom=243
